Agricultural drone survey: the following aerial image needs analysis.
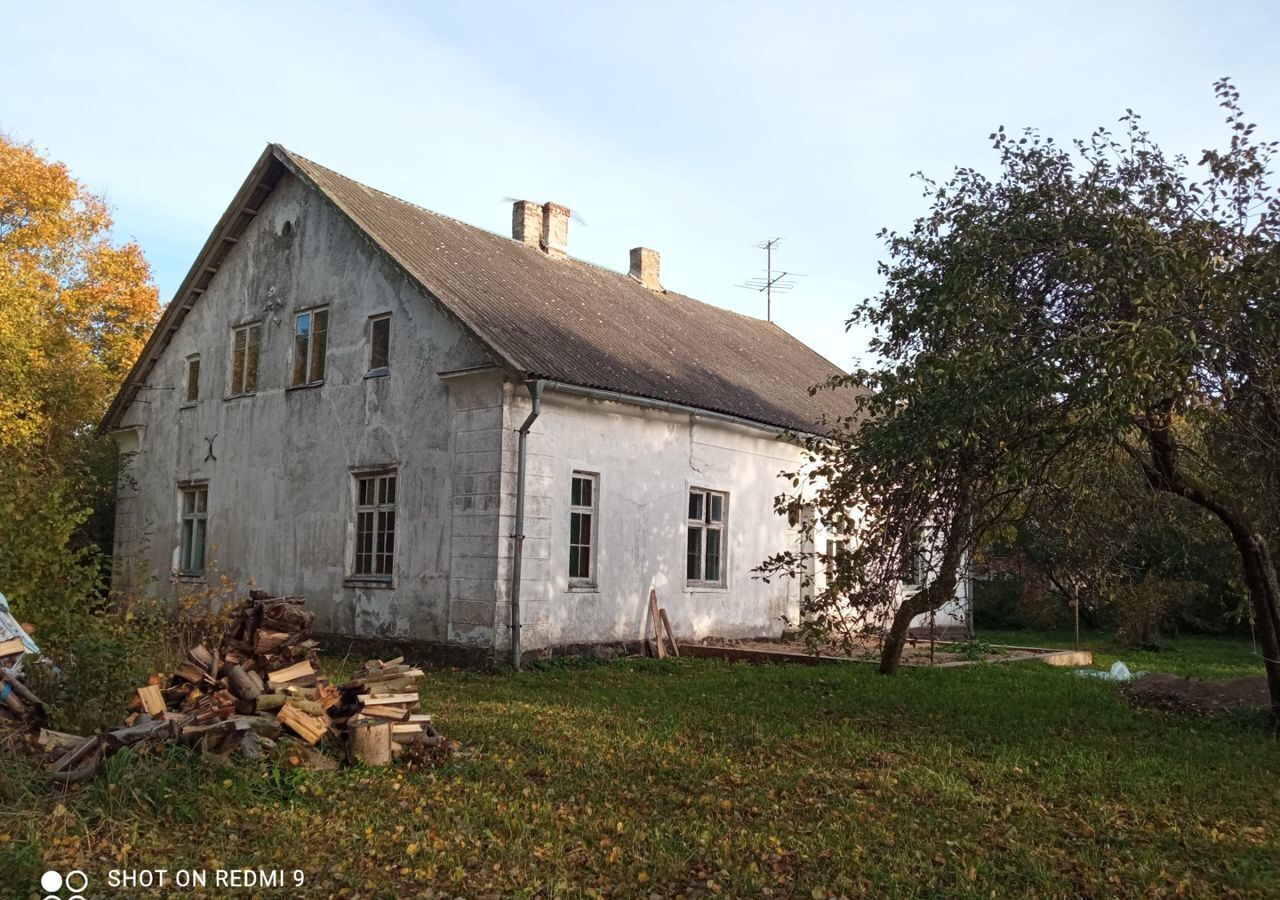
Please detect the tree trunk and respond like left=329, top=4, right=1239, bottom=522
left=880, top=501, right=968, bottom=675
left=1141, top=425, right=1280, bottom=719
left=1225, top=529, right=1280, bottom=719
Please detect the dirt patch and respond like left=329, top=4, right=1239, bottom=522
left=696, top=636, right=1015, bottom=666
left=1123, top=673, right=1270, bottom=716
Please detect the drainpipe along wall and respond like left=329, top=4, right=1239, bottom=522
left=510, top=379, right=544, bottom=669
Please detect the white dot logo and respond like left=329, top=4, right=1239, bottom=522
left=39, top=868, right=87, bottom=899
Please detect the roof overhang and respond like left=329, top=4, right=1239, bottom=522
left=100, top=146, right=288, bottom=432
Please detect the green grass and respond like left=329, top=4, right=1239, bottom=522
left=1, top=633, right=1276, bottom=899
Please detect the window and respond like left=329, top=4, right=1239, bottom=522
left=686, top=488, right=727, bottom=585
left=369, top=314, right=390, bottom=373
left=184, top=355, right=200, bottom=404
left=353, top=471, right=396, bottom=578
left=568, top=472, right=597, bottom=583
left=179, top=485, right=208, bottom=574
left=229, top=322, right=261, bottom=397
left=901, top=529, right=928, bottom=587
left=292, top=308, right=328, bottom=386
left=824, top=539, right=849, bottom=583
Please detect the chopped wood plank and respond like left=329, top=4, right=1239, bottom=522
left=267, top=659, right=315, bottom=687
left=648, top=589, right=667, bottom=658
left=136, top=684, right=165, bottom=716
left=254, top=629, right=291, bottom=653
left=659, top=608, right=680, bottom=658
left=49, top=735, right=100, bottom=773
left=361, top=705, right=408, bottom=721
left=174, top=661, right=211, bottom=684
left=357, top=692, right=418, bottom=705
left=0, top=637, right=27, bottom=658
left=36, top=729, right=85, bottom=753
left=276, top=703, right=327, bottom=745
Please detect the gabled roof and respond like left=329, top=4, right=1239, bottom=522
left=104, top=144, right=852, bottom=434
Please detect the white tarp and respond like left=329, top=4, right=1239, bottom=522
left=0, top=592, right=40, bottom=657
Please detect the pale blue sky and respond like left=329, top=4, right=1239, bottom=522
left=6, top=1, right=1278, bottom=367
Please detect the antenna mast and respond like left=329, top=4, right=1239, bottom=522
left=736, top=238, right=804, bottom=322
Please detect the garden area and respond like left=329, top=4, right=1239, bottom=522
left=2, top=632, right=1276, bottom=899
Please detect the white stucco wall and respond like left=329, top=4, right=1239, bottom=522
left=494, top=387, right=809, bottom=651
left=111, top=171, right=493, bottom=640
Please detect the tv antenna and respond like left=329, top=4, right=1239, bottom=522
left=736, top=238, right=804, bottom=322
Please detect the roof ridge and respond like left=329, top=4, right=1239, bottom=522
left=276, top=144, right=786, bottom=331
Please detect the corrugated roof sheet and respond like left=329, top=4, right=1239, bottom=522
left=277, top=147, right=852, bottom=434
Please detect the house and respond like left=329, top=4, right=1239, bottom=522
left=102, top=144, right=969, bottom=662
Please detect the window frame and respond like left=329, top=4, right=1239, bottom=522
left=824, top=538, right=850, bottom=585
left=184, top=354, right=200, bottom=406
left=228, top=321, right=262, bottom=398
left=291, top=306, right=329, bottom=388
left=178, top=483, right=208, bottom=576
left=350, top=469, right=397, bottom=583
left=567, top=471, right=598, bottom=588
left=686, top=487, right=728, bottom=588
left=367, top=313, right=391, bottom=376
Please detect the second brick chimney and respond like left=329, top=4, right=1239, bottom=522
left=541, top=203, right=570, bottom=259
left=629, top=247, right=662, bottom=291
left=511, top=200, right=571, bottom=259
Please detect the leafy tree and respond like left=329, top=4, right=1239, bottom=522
left=764, top=81, right=1280, bottom=711
left=0, top=133, right=159, bottom=645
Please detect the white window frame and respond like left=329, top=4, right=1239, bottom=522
left=824, top=538, right=850, bottom=585
left=351, top=469, right=396, bottom=580
left=292, top=306, right=329, bottom=387
left=228, top=322, right=261, bottom=397
left=568, top=471, right=598, bottom=587
left=184, top=353, right=200, bottom=405
left=368, top=313, right=391, bottom=375
left=686, top=488, right=728, bottom=588
left=178, top=484, right=208, bottom=575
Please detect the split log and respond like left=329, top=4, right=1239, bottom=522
left=276, top=703, right=327, bottom=745
left=189, top=644, right=214, bottom=671
left=357, top=692, right=418, bottom=706
left=0, top=668, right=43, bottom=707
left=225, top=665, right=262, bottom=701
left=137, top=685, right=165, bottom=716
left=267, top=660, right=315, bottom=687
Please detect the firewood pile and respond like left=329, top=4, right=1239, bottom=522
left=332, top=658, right=438, bottom=765
left=0, top=651, right=44, bottom=729
left=0, top=610, right=44, bottom=729
left=12, top=590, right=452, bottom=783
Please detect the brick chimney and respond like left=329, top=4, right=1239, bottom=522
left=541, top=202, right=570, bottom=259
left=511, top=200, right=571, bottom=259
left=512, top=200, right=542, bottom=248
left=629, top=247, right=662, bottom=291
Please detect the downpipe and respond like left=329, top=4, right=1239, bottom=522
left=510, top=379, right=543, bottom=669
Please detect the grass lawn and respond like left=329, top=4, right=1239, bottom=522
left=1, top=632, right=1277, bottom=898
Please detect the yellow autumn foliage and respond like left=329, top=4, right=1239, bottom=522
left=0, top=133, right=160, bottom=464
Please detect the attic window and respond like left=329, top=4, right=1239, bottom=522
left=292, top=307, right=328, bottom=387
left=184, top=354, right=200, bottom=405
left=368, top=314, right=390, bottom=374
left=229, top=322, right=261, bottom=397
